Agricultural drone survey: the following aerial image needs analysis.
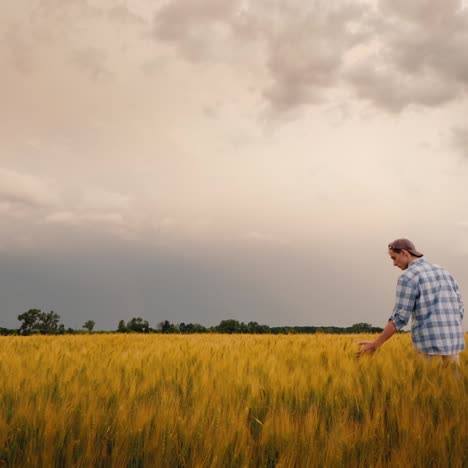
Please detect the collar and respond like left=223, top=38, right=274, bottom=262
left=408, top=257, right=425, bottom=268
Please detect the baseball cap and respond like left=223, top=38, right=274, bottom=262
left=388, top=238, right=423, bottom=257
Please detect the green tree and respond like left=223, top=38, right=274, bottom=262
left=40, top=311, right=61, bottom=334
left=18, top=309, right=61, bottom=335
left=179, top=322, right=207, bottom=333
left=350, top=323, right=373, bottom=333
left=215, top=319, right=242, bottom=334
left=247, top=321, right=271, bottom=334
left=127, top=317, right=150, bottom=333
left=83, top=320, right=95, bottom=332
left=18, top=309, right=43, bottom=335
left=158, top=320, right=176, bottom=333
left=117, top=320, right=127, bottom=333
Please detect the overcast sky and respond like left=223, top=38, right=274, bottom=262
left=1, top=0, right=468, bottom=330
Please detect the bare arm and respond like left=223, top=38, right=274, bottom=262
left=356, top=320, right=397, bottom=358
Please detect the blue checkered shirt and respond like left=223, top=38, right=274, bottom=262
left=389, top=258, right=465, bottom=355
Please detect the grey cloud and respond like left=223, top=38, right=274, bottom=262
left=35, top=0, right=144, bottom=27
left=263, top=3, right=367, bottom=112
left=107, top=5, right=146, bottom=25
left=71, top=47, right=111, bottom=79
left=452, top=126, right=468, bottom=157
left=141, top=56, right=171, bottom=76
left=0, top=236, right=396, bottom=330
left=153, top=0, right=468, bottom=114
left=35, top=0, right=100, bottom=21
left=153, top=0, right=367, bottom=112
left=346, top=63, right=456, bottom=113
left=1, top=24, right=38, bottom=75
left=378, top=0, right=462, bottom=24
left=154, top=0, right=240, bottom=42
left=154, top=0, right=242, bottom=62
left=2, top=1, right=141, bottom=80
left=347, top=0, right=468, bottom=111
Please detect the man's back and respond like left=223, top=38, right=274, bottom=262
left=397, top=258, right=465, bottom=355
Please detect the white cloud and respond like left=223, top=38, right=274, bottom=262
left=43, top=187, right=132, bottom=228
left=82, top=212, right=124, bottom=224
left=44, top=211, right=81, bottom=226
left=0, top=167, right=61, bottom=208
left=44, top=210, right=125, bottom=226
left=80, top=188, right=132, bottom=211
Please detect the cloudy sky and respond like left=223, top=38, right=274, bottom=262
left=1, top=0, right=468, bottom=330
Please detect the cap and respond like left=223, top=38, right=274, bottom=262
left=388, top=238, right=423, bottom=257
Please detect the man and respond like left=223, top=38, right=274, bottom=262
left=357, top=239, right=465, bottom=366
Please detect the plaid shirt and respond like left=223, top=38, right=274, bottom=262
left=389, top=258, right=466, bottom=355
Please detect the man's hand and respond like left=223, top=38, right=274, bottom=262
left=355, top=321, right=397, bottom=358
left=356, top=341, right=378, bottom=358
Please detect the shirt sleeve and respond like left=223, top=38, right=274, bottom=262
left=389, top=275, right=417, bottom=331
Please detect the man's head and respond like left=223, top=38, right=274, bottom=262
left=388, top=238, right=423, bottom=270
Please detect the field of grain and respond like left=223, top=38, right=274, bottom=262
left=0, top=334, right=466, bottom=467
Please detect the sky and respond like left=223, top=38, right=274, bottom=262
left=1, top=0, right=468, bottom=331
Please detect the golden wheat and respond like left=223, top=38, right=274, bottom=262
left=0, top=334, right=466, bottom=467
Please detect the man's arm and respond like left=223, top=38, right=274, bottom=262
left=356, top=275, right=415, bottom=358
left=356, top=320, right=397, bottom=357
left=454, top=280, right=464, bottom=320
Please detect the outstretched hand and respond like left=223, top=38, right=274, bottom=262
left=356, top=341, right=377, bottom=358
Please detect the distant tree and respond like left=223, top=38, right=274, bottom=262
left=83, top=320, right=96, bottom=332
left=18, top=309, right=43, bottom=335
left=179, top=322, right=207, bottom=333
left=215, top=319, right=242, bottom=334
left=158, top=320, right=177, bottom=333
left=18, top=309, right=61, bottom=335
left=239, top=322, right=249, bottom=333
left=40, top=311, right=61, bottom=334
left=350, top=323, right=373, bottom=333
left=247, top=321, right=271, bottom=334
left=127, top=317, right=150, bottom=333
left=117, top=320, right=127, bottom=333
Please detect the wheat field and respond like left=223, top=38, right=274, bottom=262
left=0, top=334, right=466, bottom=467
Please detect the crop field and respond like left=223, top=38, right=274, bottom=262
left=0, top=334, right=466, bottom=467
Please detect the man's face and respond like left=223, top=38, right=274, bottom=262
left=388, top=249, right=410, bottom=270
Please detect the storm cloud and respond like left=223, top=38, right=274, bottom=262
left=0, top=1, right=467, bottom=331
left=153, top=0, right=468, bottom=114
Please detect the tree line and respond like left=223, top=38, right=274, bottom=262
left=0, top=309, right=383, bottom=336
